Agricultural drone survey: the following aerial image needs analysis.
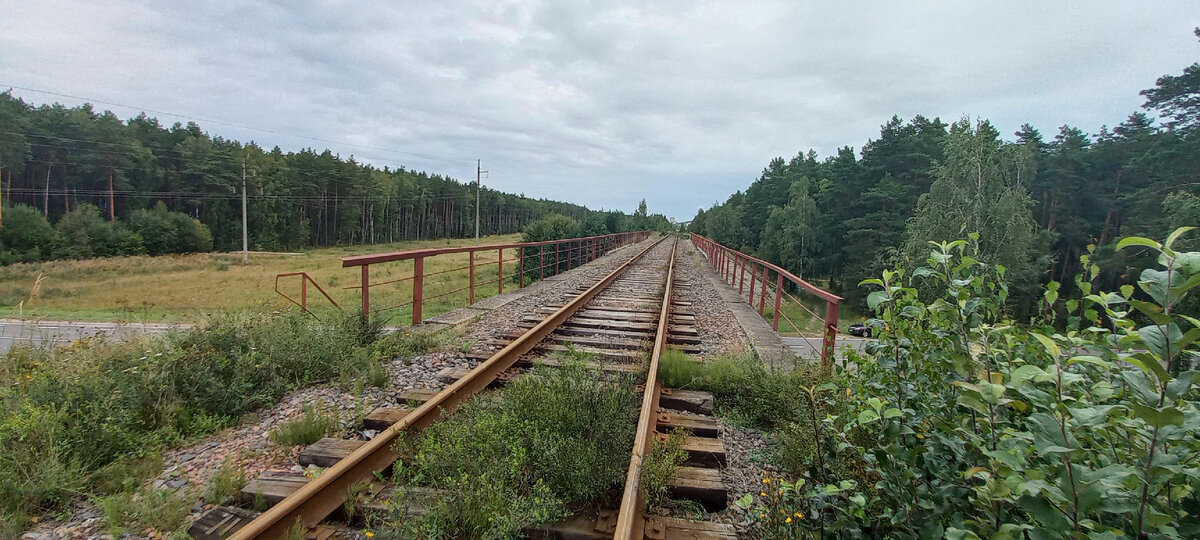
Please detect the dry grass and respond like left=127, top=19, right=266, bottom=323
left=0, top=234, right=522, bottom=322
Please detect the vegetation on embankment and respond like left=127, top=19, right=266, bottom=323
left=0, top=310, right=439, bottom=536
left=671, top=228, right=1200, bottom=538
left=0, top=233, right=521, bottom=321
left=377, top=359, right=640, bottom=539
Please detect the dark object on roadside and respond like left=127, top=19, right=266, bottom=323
left=848, top=321, right=882, bottom=338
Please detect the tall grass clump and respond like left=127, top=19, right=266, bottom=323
left=382, top=362, right=639, bottom=539
left=657, top=348, right=706, bottom=388
left=0, top=309, right=389, bottom=530
left=268, top=404, right=338, bottom=446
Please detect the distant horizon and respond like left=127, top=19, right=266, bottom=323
left=2, top=2, right=1196, bottom=220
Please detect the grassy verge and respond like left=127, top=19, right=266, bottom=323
left=0, top=234, right=521, bottom=322
left=378, top=360, right=639, bottom=539
left=0, top=309, right=442, bottom=534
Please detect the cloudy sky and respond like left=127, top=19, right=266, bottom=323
left=1, top=2, right=1196, bottom=220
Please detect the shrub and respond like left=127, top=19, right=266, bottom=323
left=52, top=203, right=144, bottom=258
left=0, top=204, right=59, bottom=263
left=128, top=202, right=213, bottom=255
left=204, top=458, right=247, bottom=503
left=747, top=229, right=1200, bottom=538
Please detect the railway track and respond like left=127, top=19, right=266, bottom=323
left=190, top=235, right=735, bottom=539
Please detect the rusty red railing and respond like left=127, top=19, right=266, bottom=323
left=274, top=272, right=341, bottom=318
left=690, top=233, right=842, bottom=366
left=337, top=231, right=650, bottom=325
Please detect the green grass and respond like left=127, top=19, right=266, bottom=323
left=0, top=309, right=397, bottom=532
left=382, top=360, right=639, bottom=539
left=268, top=404, right=338, bottom=446
left=658, top=348, right=706, bottom=388
left=0, top=233, right=522, bottom=322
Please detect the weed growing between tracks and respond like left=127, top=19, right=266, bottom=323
left=380, top=360, right=639, bottom=539
left=0, top=310, right=440, bottom=534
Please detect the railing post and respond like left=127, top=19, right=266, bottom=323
left=361, top=265, right=370, bottom=324
left=540, top=244, right=545, bottom=281
left=412, top=257, right=424, bottom=325
left=822, top=300, right=839, bottom=368
left=738, top=257, right=745, bottom=296
left=498, top=248, right=504, bottom=294
left=747, top=262, right=755, bottom=304
left=518, top=247, right=524, bottom=288
left=759, top=264, right=768, bottom=315
left=301, top=274, right=308, bottom=312
left=469, top=251, right=476, bottom=304
left=772, top=273, right=783, bottom=330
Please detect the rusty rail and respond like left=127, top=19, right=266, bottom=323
left=340, top=231, right=650, bottom=325
left=614, top=235, right=678, bottom=539
left=689, top=233, right=842, bottom=367
left=273, top=272, right=340, bottom=318
left=226, top=234, right=669, bottom=539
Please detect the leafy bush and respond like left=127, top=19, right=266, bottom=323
left=128, top=202, right=214, bottom=255
left=52, top=203, right=144, bottom=259
left=0, top=204, right=58, bottom=263
left=750, top=229, right=1200, bottom=538
left=385, top=361, right=638, bottom=538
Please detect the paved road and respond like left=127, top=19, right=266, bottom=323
left=0, top=319, right=188, bottom=354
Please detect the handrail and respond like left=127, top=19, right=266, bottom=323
left=340, top=231, right=650, bottom=325
left=689, top=233, right=842, bottom=368
left=274, top=272, right=341, bottom=319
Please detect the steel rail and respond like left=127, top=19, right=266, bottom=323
left=613, top=235, right=679, bottom=540
left=228, top=234, right=671, bottom=540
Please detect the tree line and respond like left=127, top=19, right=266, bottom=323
left=688, top=31, right=1200, bottom=316
left=0, top=92, right=638, bottom=262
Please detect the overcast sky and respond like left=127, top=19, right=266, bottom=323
left=1, top=2, right=1197, bottom=220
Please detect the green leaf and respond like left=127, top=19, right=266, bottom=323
left=734, top=493, right=753, bottom=509
left=912, top=267, right=938, bottom=278
left=857, top=409, right=880, bottom=424
left=866, top=290, right=891, bottom=311
left=1165, top=226, right=1197, bottom=250
left=1030, top=332, right=1061, bottom=357
left=1130, top=403, right=1185, bottom=428
left=1010, top=365, right=1049, bottom=387
left=1120, top=284, right=1134, bottom=300
left=1116, top=236, right=1161, bottom=251
left=1139, top=323, right=1182, bottom=362
left=945, top=527, right=982, bottom=540
left=1124, top=352, right=1170, bottom=384
left=1129, top=300, right=1171, bottom=325
left=1175, top=251, right=1200, bottom=275
left=882, top=407, right=903, bottom=419
left=1066, top=355, right=1111, bottom=369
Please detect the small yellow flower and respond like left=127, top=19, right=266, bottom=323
left=794, top=512, right=803, bottom=519
left=916, top=433, right=925, bottom=440
left=760, top=492, right=767, bottom=496
left=364, top=532, right=375, bottom=539
left=786, top=517, right=793, bottom=523
left=777, top=489, right=783, bottom=495
left=845, top=388, right=851, bottom=396
left=763, top=478, right=771, bottom=484
left=760, top=513, right=766, bottom=518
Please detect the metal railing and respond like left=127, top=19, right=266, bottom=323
left=338, top=231, right=650, bottom=325
left=273, top=272, right=340, bottom=318
left=690, top=233, right=842, bottom=366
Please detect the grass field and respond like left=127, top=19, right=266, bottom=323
left=0, top=234, right=523, bottom=323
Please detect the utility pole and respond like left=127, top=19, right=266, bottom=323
left=241, top=158, right=249, bottom=265
left=475, top=159, right=487, bottom=245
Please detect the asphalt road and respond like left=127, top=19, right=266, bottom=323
left=0, top=319, right=188, bottom=354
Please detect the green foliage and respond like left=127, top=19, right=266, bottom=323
left=0, top=204, right=57, bottom=263
left=268, top=404, right=338, bottom=446
left=0, top=309, right=388, bottom=525
left=52, top=203, right=144, bottom=259
left=767, top=228, right=1200, bottom=538
left=657, top=348, right=705, bottom=388
left=384, top=362, right=639, bottom=538
left=641, top=428, right=690, bottom=510
left=97, top=488, right=192, bottom=537
left=204, top=458, right=246, bottom=504
left=128, top=202, right=214, bottom=255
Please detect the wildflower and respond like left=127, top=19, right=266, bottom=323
left=916, top=433, right=925, bottom=440
left=778, top=489, right=783, bottom=495
left=364, top=532, right=374, bottom=539
left=794, top=511, right=804, bottom=519
left=845, top=388, right=851, bottom=396
left=760, top=513, right=766, bottom=518
left=760, top=492, right=767, bottom=496
left=763, top=478, right=771, bottom=484
left=786, top=517, right=793, bottom=523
